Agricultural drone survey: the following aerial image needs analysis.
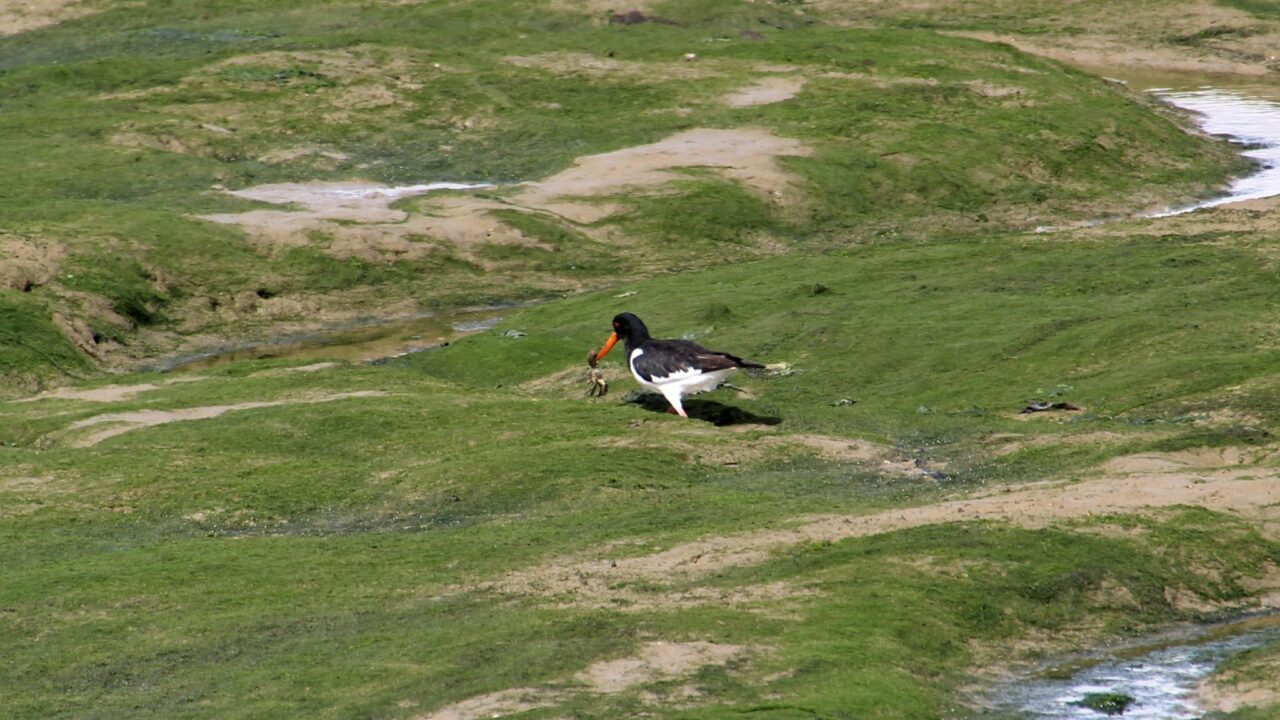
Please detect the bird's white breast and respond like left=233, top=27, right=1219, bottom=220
left=628, top=348, right=655, bottom=388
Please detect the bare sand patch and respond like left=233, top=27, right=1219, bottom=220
left=198, top=181, right=540, bottom=264
left=0, top=235, right=65, bottom=292
left=17, top=376, right=205, bottom=404
left=202, top=127, right=810, bottom=261
left=30, top=383, right=162, bottom=404
left=416, top=687, right=560, bottom=720
left=820, top=0, right=1278, bottom=77
left=257, top=146, right=350, bottom=166
left=415, top=641, right=748, bottom=720
left=505, top=52, right=717, bottom=80
left=279, top=362, right=338, bottom=373
left=596, top=432, right=771, bottom=468
left=514, top=127, right=811, bottom=222
left=589, top=423, right=896, bottom=472
left=522, top=364, right=630, bottom=395
left=1197, top=627, right=1280, bottom=716
left=993, top=430, right=1150, bottom=456
left=0, top=0, right=98, bottom=36
left=1102, top=446, right=1280, bottom=474
left=547, top=0, right=657, bottom=18
left=576, top=641, right=746, bottom=692
left=949, top=30, right=1273, bottom=78
left=1197, top=683, right=1280, bottom=716
left=966, top=80, right=1024, bottom=98
left=453, top=128, right=810, bottom=214
left=723, top=76, right=807, bottom=107
left=770, top=433, right=885, bottom=462
left=0, top=475, right=78, bottom=503
left=63, top=391, right=387, bottom=446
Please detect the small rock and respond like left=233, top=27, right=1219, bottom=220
left=682, top=53, right=698, bottom=62
left=764, top=362, right=798, bottom=377
left=1021, top=401, right=1083, bottom=414
left=609, top=10, right=647, bottom=25
left=1071, top=692, right=1134, bottom=716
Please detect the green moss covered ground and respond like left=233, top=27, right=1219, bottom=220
left=3, top=1, right=1280, bottom=718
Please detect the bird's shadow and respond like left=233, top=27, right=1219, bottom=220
left=624, top=392, right=782, bottom=427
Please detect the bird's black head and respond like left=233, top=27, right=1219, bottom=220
left=595, top=312, right=651, bottom=362
left=610, top=312, right=650, bottom=344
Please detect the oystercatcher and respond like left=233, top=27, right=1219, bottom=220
left=594, top=312, right=763, bottom=417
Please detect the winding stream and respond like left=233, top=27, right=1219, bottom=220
left=983, top=614, right=1280, bottom=719
left=990, top=75, right=1280, bottom=719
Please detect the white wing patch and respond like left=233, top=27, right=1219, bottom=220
left=650, top=366, right=702, bottom=383
left=628, top=347, right=735, bottom=401
left=654, top=368, right=733, bottom=395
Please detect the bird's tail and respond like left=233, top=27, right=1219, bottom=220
left=727, top=353, right=765, bottom=369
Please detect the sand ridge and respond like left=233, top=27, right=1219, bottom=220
left=722, top=76, right=808, bottom=107
left=479, top=450, right=1280, bottom=609
left=63, top=390, right=388, bottom=446
left=17, top=376, right=206, bottom=404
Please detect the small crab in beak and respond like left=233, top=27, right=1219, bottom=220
left=586, top=346, right=609, bottom=397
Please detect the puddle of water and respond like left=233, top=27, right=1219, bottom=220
left=154, top=308, right=507, bottom=372
left=229, top=181, right=495, bottom=206
left=211, top=180, right=497, bottom=224
left=982, top=615, right=1280, bottom=719
left=1148, top=86, right=1280, bottom=216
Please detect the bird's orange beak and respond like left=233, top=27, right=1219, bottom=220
left=596, top=332, right=619, bottom=360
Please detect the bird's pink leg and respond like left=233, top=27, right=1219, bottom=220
left=661, top=389, right=689, bottom=418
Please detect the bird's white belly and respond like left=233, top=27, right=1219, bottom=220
left=629, top=349, right=733, bottom=396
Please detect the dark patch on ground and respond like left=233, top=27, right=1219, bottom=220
left=625, top=392, right=782, bottom=426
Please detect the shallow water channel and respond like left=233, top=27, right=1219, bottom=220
left=1147, top=80, right=1280, bottom=215
left=986, top=74, right=1280, bottom=719
left=156, top=306, right=508, bottom=371
left=982, top=614, right=1280, bottom=719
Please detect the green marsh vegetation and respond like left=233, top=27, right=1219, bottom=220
left=0, top=0, right=1250, bottom=391
left=3, top=0, right=1280, bottom=718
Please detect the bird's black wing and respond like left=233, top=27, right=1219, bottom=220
left=633, top=339, right=762, bottom=381
left=631, top=340, right=701, bottom=382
